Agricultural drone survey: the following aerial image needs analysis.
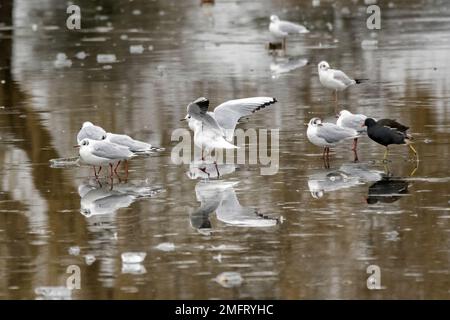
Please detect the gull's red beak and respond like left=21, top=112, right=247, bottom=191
left=73, top=145, right=80, bottom=148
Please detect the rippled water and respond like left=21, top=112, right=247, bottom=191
left=0, top=0, right=449, bottom=299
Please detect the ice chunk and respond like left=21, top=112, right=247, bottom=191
left=312, top=0, right=320, bottom=7
left=130, top=44, right=144, bottom=54
left=132, top=9, right=142, bottom=15
left=85, top=254, right=96, bottom=265
left=361, top=39, right=378, bottom=49
left=215, top=272, right=243, bottom=288
left=96, top=54, right=117, bottom=64
left=75, top=51, right=88, bottom=60
left=122, top=263, right=147, bottom=275
left=68, top=246, right=80, bottom=256
left=155, top=242, right=175, bottom=252
left=121, top=252, right=146, bottom=264
left=54, top=53, right=72, bottom=68
left=35, top=286, right=72, bottom=300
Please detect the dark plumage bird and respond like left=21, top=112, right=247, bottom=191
left=377, top=119, right=409, bottom=133
left=363, top=118, right=418, bottom=160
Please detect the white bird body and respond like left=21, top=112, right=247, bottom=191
left=337, top=109, right=367, bottom=133
left=77, top=122, right=153, bottom=153
left=307, top=118, right=358, bottom=148
left=269, top=15, right=309, bottom=39
left=78, top=139, right=136, bottom=167
left=185, top=97, right=277, bottom=156
left=318, top=61, right=357, bottom=92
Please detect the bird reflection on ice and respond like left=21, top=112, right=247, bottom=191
left=308, top=163, right=385, bottom=199
left=190, top=180, right=281, bottom=233
left=78, top=179, right=164, bottom=217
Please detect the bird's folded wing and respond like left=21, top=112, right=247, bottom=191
left=278, top=20, right=309, bottom=34
left=318, top=124, right=357, bottom=143
left=92, top=142, right=131, bottom=159
left=214, top=97, right=277, bottom=141
left=108, top=133, right=151, bottom=150
left=332, top=70, right=355, bottom=86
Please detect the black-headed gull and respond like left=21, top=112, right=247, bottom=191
left=182, top=96, right=277, bottom=175
left=306, top=117, right=358, bottom=162
left=318, top=61, right=367, bottom=108
left=77, top=138, right=137, bottom=179
left=336, top=109, right=368, bottom=152
left=269, top=15, right=309, bottom=49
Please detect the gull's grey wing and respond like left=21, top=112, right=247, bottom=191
left=77, top=125, right=106, bottom=143
left=107, top=133, right=152, bottom=152
left=317, top=123, right=357, bottom=144
left=341, top=114, right=367, bottom=131
left=92, top=141, right=133, bottom=159
left=187, top=100, right=223, bottom=133
left=278, top=20, right=309, bottom=34
left=213, top=97, right=277, bottom=141
left=332, top=69, right=355, bottom=86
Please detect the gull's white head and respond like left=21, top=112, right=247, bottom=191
left=82, top=121, right=94, bottom=128
left=318, top=61, right=330, bottom=72
left=308, top=117, right=323, bottom=127
left=338, top=110, right=352, bottom=117
left=270, top=15, right=279, bottom=23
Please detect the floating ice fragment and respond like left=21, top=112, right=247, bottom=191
left=121, top=252, right=146, bottom=264
left=215, top=272, right=243, bottom=288
left=361, top=39, right=378, bottom=49
left=120, top=34, right=129, bottom=40
left=85, top=254, right=96, bottom=265
left=312, top=0, right=320, bottom=7
left=155, top=242, right=175, bottom=252
left=132, top=9, right=142, bottom=15
left=75, top=51, right=88, bottom=60
left=96, top=54, right=117, bottom=63
left=365, top=0, right=377, bottom=4
left=121, top=263, right=147, bottom=275
left=148, top=45, right=154, bottom=51
left=32, top=24, right=38, bottom=31
left=68, top=246, right=80, bottom=256
left=54, top=53, right=72, bottom=68
left=130, top=44, right=144, bottom=54
left=35, top=286, right=72, bottom=300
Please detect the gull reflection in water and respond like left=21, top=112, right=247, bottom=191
left=190, top=180, right=281, bottom=233
left=78, top=179, right=164, bottom=217
left=308, top=163, right=385, bottom=199
left=270, top=56, right=308, bottom=77
left=187, top=160, right=237, bottom=180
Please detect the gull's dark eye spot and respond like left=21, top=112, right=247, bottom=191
left=102, top=135, right=106, bottom=140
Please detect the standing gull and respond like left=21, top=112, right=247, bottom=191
left=336, top=109, right=368, bottom=153
left=77, top=138, right=137, bottom=180
left=318, top=61, right=367, bottom=111
left=269, top=15, right=309, bottom=49
left=77, top=121, right=157, bottom=176
left=306, top=117, right=358, bottom=164
left=363, top=118, right=418, bottom=161
left=182, top=96, right=277, bottom=175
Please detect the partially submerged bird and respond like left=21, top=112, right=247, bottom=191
left=363, top=118, right=418, bottom=161
left=318, top=61, right=367, bottom=109
left=306, top=117, right=358, bottom=160
left=269, top=15, right=309, bottom=49
left=336, top=109, right=368, bottom=152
